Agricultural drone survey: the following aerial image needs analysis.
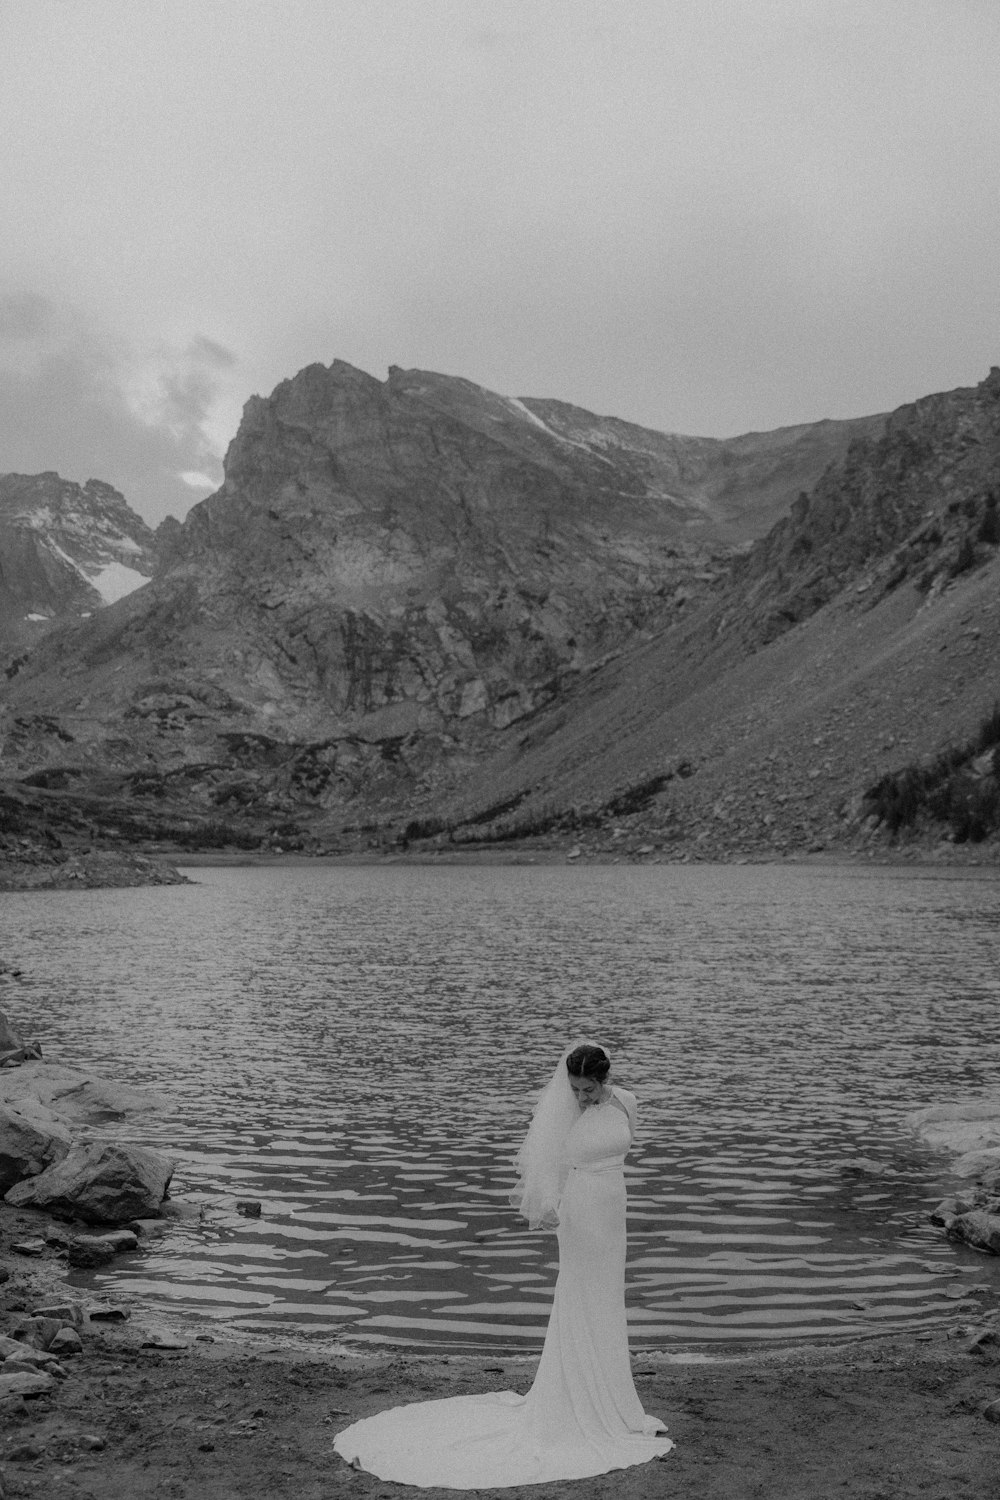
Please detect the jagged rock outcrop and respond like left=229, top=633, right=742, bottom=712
left=731, top=367, right=1000, bottom=644
left=0, top=472, right=156, bottom=654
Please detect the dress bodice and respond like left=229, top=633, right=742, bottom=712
left=564, top=1087, right=635, bottom=1172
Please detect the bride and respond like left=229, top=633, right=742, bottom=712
left=332, top=1042, right=673, bottom=1488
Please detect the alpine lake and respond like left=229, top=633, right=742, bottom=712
left=3, top=859, right=1000, bottom=1354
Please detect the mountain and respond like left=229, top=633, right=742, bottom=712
left=0, top=472, right=156, bottom=656
left=0, top=361, right=883, bottom=853
left=434, top=366, right=1000, bottom=859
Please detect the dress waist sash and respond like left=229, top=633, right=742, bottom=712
left=571, top=1157, right=624, bottom=1175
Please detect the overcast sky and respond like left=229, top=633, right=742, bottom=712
left=2, top=0, right=999, bottom=526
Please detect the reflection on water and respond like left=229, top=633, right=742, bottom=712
left=3, top=861, right=1000, bottom=1351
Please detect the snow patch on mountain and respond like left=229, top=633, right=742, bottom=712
left=87, top=560, right=150, bottom=604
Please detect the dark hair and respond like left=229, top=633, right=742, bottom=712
left=566, top=1044, right=610, bottom=1082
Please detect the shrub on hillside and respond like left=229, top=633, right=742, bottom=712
left=864, top=700, right=1000, bottom=843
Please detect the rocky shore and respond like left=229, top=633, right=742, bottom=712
left=3, top=1032, right=1000, bottom=1498
left=0, top=844, right=189, bottom=893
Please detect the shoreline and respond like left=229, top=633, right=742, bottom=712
left=2, top=1206, right=999, bottom=1499
left=3, top=1062, right=1000, bottom=1497
left=1, top=833, right=998, bottom=894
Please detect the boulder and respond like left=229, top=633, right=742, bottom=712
left=31, top=1302, right=86, bottom=1327
left=953, top=1148, right=1000, bottom=1179
left=908, top=1100, right=1000, bottom=1158
left=5, top=1141, right=175, bottom=1224
left=12, top=1317, right=65, bottom=1351
left=0, top=1099, right=72, bottom=1192
left=0, top=1369, right=54, bottom=1399
left=948, top=1209, right=1000, bottom=1255
left=0, top=1062, right=168, bottom=1125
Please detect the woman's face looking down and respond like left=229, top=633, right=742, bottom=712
left=569, top=1073, right=605, bottom=1108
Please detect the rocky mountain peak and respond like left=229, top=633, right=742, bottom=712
left=0, top=358, right=915, bottom=856
left=0, top=472, right=156, bottom=653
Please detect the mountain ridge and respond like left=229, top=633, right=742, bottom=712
left=1, top=359, right=996, bottom=863
left=0, top=472, right=156, bottom=656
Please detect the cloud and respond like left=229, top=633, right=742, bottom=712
left=0, top=293, right=232, bottom=525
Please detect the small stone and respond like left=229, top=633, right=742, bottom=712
left=198, top=1441, right=216, bottom=1452
left=48, top=1328, right=83, bottom=1357
left=128, top=1217, right=169, bottom=1239
left=78, top=1434, right=106, bottom=1451
left=87, top=1304, right=130, bottom=1322
left=10, top=1239, right=47, bottom=1257
left=67, top=1230, right=135, bottom=1268
left=6, top=1441, right=43, bottom=1461
left=967, top=1327, right=1000, bottom=1357
left=235, top=1200, right=262, bottom=1217
left=141, top=1333, right=189, bottom=1350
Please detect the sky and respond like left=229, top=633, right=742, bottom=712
left=2, top=0, right=999, bottom=527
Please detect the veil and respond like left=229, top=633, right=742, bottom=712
left=509, top=1039, right=611, bottom=1229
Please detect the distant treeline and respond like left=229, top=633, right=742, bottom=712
left=865, top=702, right=1000, bottom=843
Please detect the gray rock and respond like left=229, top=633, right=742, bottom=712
left=909, top=1101, right=1000, bottom=1162
left=47, top=1328, right=83, bottom=1357
left=0, top=1099, right=71, bottom=1192
left=0, top=1062, right=168, bottom=1127
left=984, top=1398, right=1000, bottom=1424
left=2, top=1351, right=67, bottom=1380
left=0, top=1369, right=54, bottom=1399
left=954, top=1148, right=1000, bottom=1179
left=129, top=1217, right=169, bottom=1239
left=5, top=1141, right=175, bottom=1224
left=12, top=1316, right=64, bottom=1351
left=967, top=1327, right=1000, bottom=1357
left=68, top=1234, right=132, bottom=1268
left=31, top=1301, right=86, bottom=1327
left=836, top=1157, right=890, bottom=1177
left=948, top=1209, right=1000, bottom=1255
left=141, top=1332, right=189, bottom=1350
left=86, top=1304, right=130, bottom=1322
left=79, top=1228, right=139, bottom=1253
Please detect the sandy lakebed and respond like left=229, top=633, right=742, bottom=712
left=2, top=1196, right=999, bottom=1500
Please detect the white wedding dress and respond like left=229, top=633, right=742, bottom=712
left=332, top=1086, right=673, bottom=1488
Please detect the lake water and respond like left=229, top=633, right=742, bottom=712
left=2, top=861, right=1000, bottom=1353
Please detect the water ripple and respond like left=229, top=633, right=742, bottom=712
left=2, top=862, right=1000, bottom=1350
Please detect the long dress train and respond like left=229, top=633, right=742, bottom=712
left=332, top=1086, right=673, bottom=1488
